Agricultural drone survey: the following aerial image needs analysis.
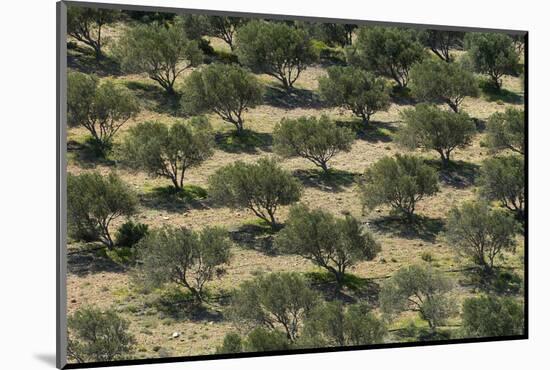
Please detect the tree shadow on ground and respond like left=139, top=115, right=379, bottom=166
left=480, top=80, right=524, bottom=105
left=139, top=185, right=208, bottom=214
left=425, top=159, right=480, bottom=189
left=228, top=222, right=278, bottom=256
left=305, top=271, right=381, bottom=306
left=215, top=129, right=273, bottom=154
left=67, top=43, right=122, bottom=77
left=336, top=119, right=398, bottom=143
left=293, top=168, right=359, bottom=193
left=263, top=85, right=325, bottom=109
left=67, top=245, right=126, bottom=276
left=67, top=138, right=116, bottom=169
left=368, top=215, right=445, bottom=243
left=124, top=80, right=182, bottom=116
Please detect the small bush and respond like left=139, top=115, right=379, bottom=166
left=115, top=221, right=149, bottom=248
left=462, top=295, right=524, bottom=337
left=216, top=332, right=243, bottom=354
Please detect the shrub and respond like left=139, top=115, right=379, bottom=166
left=115, top=21, right=203, bottom=94
left=208, top=157, right=302, bottom=227
left=486, top=108, right=525, bottom=155
left=380, top=265, right=457, bottom=331
left=462, top=296, right=524, bottom=337
left=464, top=33, right=520, bottom=90
left=120, top=117, right=214, bottom=190
left=357, top=154, right=439, bottom=222
left=275, top=205, right=380, bottom=287
left=67, top=6, right=119, bottom=59
left=229, top=272, right=318, bottom=342
left=236, top=21, right=317, bottom=91
left=245, top=328, right=293, bottom=352
left=67, top=72, right=139, bottom=155
left=216, top=332, right=243, bottom=354
left=135, top=225, right=232, bottom=303
left=318, top=66, right=391, bottom=125
left=67, top=172, right=137, bottom=248
left=205, top=16, right=248, bottom=51
left=67, top=307, right=134, bottom=363
left=115, top=221, right=149, bottom=248
left=347, top=26, right=424, bottom=88
left=273, top=115, right=355, bottom=173
left=409, top=59, right=479, bottom=112
left=478, top=155, right=524, bottom=218
left=446, top=201, right=518, bottom=271
left=398, top=103, right=476, bottom=166
left=181, top=63, right=263, bottom=134
left=301, top=301, right=386, bottom=347
left=419, top=30, right=464, bottom=62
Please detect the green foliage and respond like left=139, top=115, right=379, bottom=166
left=462, top=296, right=524, bottom=337
left=357, top=154, right=439, bottom=221
left=229, top=272, right=318, bottom=341
left=486, top=108, right=525, bottom=155
left=115, top=21, right=203, bottom=94
left=67, top=71, right=139, bottom=154
left=273, top=115, right=355, bottom=173
left=419, top=30, right=464, bottom=62
left=67, top=172, right=137, bottom=248
left=300, top=301, right=386, bottom=347
left=464, top=33, right=520, bottom=90
left=380, top=265, right=457, bottom=330
left=478, top=155, right=524, bottom=218
left=67, top=306, right=134, bottom=363
left=67, top=6, right=119, bottom=59
left=348, top=26, right=425, bottom=88
left=135, top=225, right=232, bottom=303
left=181, top=63, right=264, bottom=133
left=409, top=59, right=479, bottom=112
left=119, top=117, right=214, bottom=190
left=313, top=23, right=356, bottom=47
left=398, top=103, right=476, bottom=165
left=208, top=157, right=302, bottom=227
left=236, top=21, right=317, bottom=90
left=216, top=332, right=244, bottom=354
left=245, top=328, right=293, bottom=352
left=275, top=205, right=380, bottom=286
left=206, top=16, right=248, bottom=50
left=446, top=201, right=518, bottom=270
left=115, top=220, right=149, bottom=248
left=318, top=66, right=391, bottom=125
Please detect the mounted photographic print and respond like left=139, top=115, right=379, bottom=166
left=56, top=1, right=528, bottom=368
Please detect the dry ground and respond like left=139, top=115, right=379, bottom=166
left=66, top=26, right=525, bottom=360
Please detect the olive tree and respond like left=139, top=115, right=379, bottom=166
left=275, top=205, right=380, bottom=287
left=464, top=33, right=520, bottom=91
left=409, top=59, right=479, bottom=112
left=67, top=172, right=137, bottom=248
left=67, top=307, right=135, bottom=363
left=419, top=30, right=464, bottom=62
left=348, top=26, right=424, bottom=88
left=398, top=103, right=476, bottom=166
left=478, top=155, right=524, bottom=218
left=273, top=115, right=355, bottom=174
left=208, top=157, right=302, bottom=227
left=461, top=296, right=524, bottom=337
left=119, top=118, right=214, bottom=190
left=380, top=265, right=457, bottom=331
left=486, top=108, right=525, bottom=155
left=67, top=6, right=119, bottom=59
left=229, top=272, right=318, bottom=342
left=67, top=71, right=139, bottom=154
left=115, top=21, right=203, bottom=94
left=181, top=63, right=264, bottom=134
left=135, top=225, right=231, bottom=303
left=357, top=154, right=439, bottom=222
left=301, top=302, right=386, bottom=347
left=236, top=21, right=317, bottom=91
left=318, top=66, right=391, bottom=125
left=446, top=201, right=518, bottom=271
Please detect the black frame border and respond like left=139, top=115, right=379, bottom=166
left=56, top=1, right=529, bottom=369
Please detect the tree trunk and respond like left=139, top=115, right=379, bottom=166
left=320, top=161, right=330, bottom=174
